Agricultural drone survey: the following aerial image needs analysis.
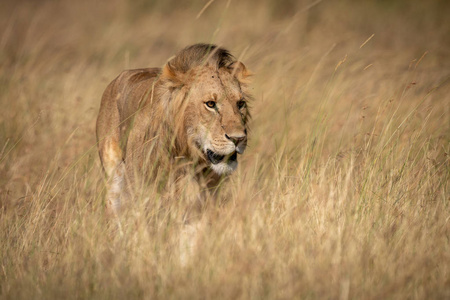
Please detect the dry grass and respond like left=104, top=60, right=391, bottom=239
left=1, top=0, right=449, bottom=299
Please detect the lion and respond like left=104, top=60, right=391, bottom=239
left=96, top=44, right=251, bottom=213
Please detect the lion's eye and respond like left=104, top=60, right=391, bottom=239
left=237, top=100, right=246, bottom=109
left=205, top=101, right=216, bottom=109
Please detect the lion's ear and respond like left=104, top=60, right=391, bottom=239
left=227, top=61, right=251, bottom=82
left=161, top=62, right=186, bottom=89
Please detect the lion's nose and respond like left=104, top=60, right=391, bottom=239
left=225, top=133, right=246, bottom=145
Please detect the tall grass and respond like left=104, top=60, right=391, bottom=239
left=1, top=0, right=449, bottom=299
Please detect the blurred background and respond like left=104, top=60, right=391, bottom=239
left=1, top=0, right=449, bottom=183
left=1, top=0, right=448, bottom=196
left=0, top=0, right=449, bottom=299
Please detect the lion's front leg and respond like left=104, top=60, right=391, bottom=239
left=106, top=161, right=125, bottom=215
left=179, top=220, right=204, bottom=267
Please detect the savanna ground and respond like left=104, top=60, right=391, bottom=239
left=1, top=0, right=449, bottom=299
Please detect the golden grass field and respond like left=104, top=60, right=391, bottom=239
left=1, top=0, right=449, bottom=299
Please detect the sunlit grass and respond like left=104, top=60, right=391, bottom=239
left=0, top=0, right=449, bottom=299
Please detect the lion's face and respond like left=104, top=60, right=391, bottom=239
left=182, top=65, right=249, bottom=175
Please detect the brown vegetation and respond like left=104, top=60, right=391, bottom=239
left=0, top=0, right=449, bottom=299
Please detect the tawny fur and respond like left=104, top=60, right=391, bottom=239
left=96, top=44, right=251, bottom=212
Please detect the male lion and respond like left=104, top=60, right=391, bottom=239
left=96, top=44, right=251, bottom=213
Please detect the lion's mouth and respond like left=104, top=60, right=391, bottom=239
left=206, top=149, right=237, bottom=165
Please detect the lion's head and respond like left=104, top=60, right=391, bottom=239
left=156, top=44, right=252, bottom=175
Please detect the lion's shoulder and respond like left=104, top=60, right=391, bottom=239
left=110, top=68, right=162, bottom=117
